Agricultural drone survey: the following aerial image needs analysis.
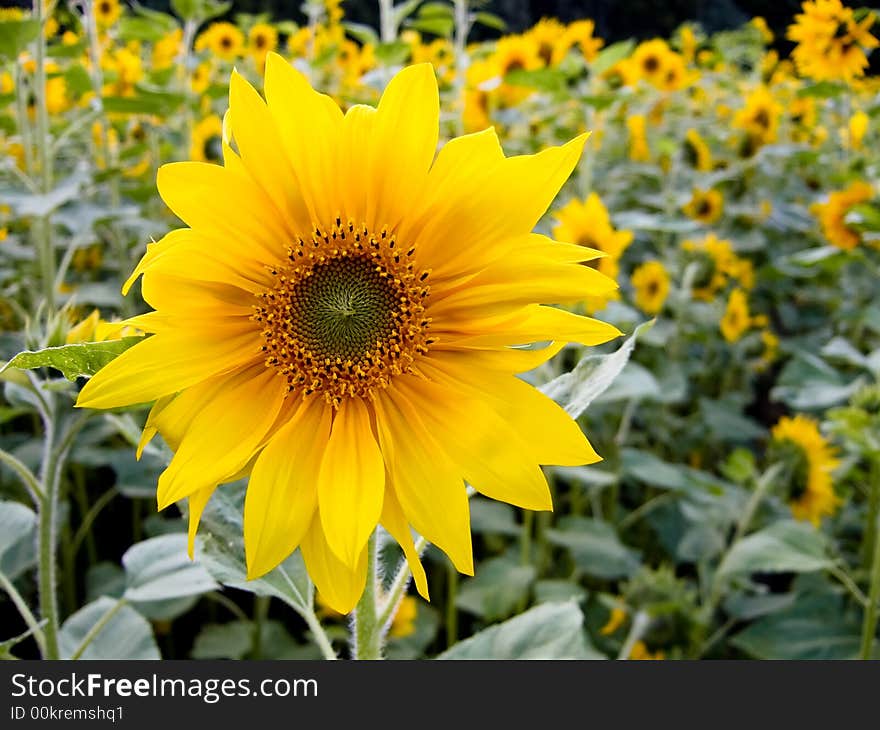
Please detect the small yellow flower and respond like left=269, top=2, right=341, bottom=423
left=66, top=309, right=144, bottom=344
left=719, top=288, right=751, bottom=343
left=771, top=415, right=840, bottom=526
left=93, top=0, right=121, bottom=28
left=390, top=595, right=418, bottom=638
left=248, top=23, right=278, bottom=68
left=629, top=640, right=665, bottom=660
left=811, top=180, right=874, bottom=250
left=847, top=110, right=869, bottom=149
left=733, top=85, right=781, bottom=148
left=627, top=114, right=651, bottom=162
left=153, top=29, right=183, bottom=71
left=600, top=605, right=626, bottom=635
left=683, top=188, right=723, bottom=224
left=631, top=261, right=670, bottom=315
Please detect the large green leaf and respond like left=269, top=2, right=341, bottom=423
left=196, top=482, right=312, bottom=613
left=122, top=534, right=219, bottom=603
left=0, top=19, right=40, bottom=61
left=456, top=556, right=536, bottom=621
left=1, top=338, right=143, bottom=381
left=438, top=602, right=603, bottom=659
left=0, top=500, right=37, bottom=581
left=546, top=517, right=640, bottom=579
left=59, top=597, right=160, bottom=659
left=719, top=521, right=832, bottom=576
left=541, top=320, right=653, bottom=419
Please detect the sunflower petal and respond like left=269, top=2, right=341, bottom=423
left=244, top=397, right=330, bottom=579
left=381, top=486, right=429, bottom=600
left=317, top=397, right=385, bottom=569
left=301, top=517, right=368, bottom=614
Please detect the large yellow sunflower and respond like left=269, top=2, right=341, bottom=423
left=76, top=58, right=620, bottom=613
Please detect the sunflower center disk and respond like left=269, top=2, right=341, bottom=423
left=254, top=222, right=432, bottom=407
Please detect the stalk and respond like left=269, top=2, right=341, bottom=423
left=352, top=532, right=382, bottom=660
left=378, top=0, right=395, bottom=43
left=37, top=408, right=60, bottom=659
left=860, top=461, right=880, bottom=660
left=452, top=0, right=469, bottom=135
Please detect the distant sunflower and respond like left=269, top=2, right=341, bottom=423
left=248, top=23, right=278, bottom=67
left=563, top=19, right=603, bottom=62
left=190, top=115, right=224, bottom=164
left=683, top=187, right=724, bottom=224
left=684, top=128, right=712, bottom=171
left=719, top=288, right=753, bottom=343
left=771, top=415, right=840, bottom=525
left=527, top=17, right=567, bottom=66
left=76, top=59, right=620, bottom=613
left=732, top=85, right=782, bottom=148
left=787, top=0, right=878, bottom=82
left=631, top=261, right=670, bottom=315
left=811, top=180, right=874, bottom=249
left=93, top=0, right=121, bottom=28
left=198, top=22, right=244, bottom=61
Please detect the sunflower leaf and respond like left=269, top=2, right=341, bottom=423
left=540, top=319, right=654, bottom=419
left=718, top=520, right=832, bottom=576
left=437, top=601, right=603, bottom=659
left=0, top=337, right=143, bottom=381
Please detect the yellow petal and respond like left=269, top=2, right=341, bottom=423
left=228, top=70, right=311, bottom=232
left=368, top=63, right=439, bottom=231
left=156, top=161, right=289, bottom=262
left=136, top=393, right=174, bottom=459
left=338, top=104, right=377, bottom=225
left=380, top=486, right=429, bottom=600
left=396, top=376, right=551, bottom=511
left=244, top=397, right=330, bottom=579
left=156, top=364, right=286, bottom=509
left=264, top=52, right=343, bottom=225
left=187, top=485, right=216, bottom=557
left=317, top=397, right=385, bottom=569
left=421, top=353, right=602, bottom=467
left=75, top=325, right=260, bottom=410
left=301, top=516, right=368, bottom=614
left=374, top=389, right=473, bottom=575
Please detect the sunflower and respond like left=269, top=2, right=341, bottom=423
left=552, top=193, right=632, bottom=313
left=93, top=0, right=121, bottom=28
left=770, top=415, right=840, bottom=526
left=248, top=23, right=278, bottom=68
left=197, top=22, right=245, bottom=61
left=631, top=261, right=670, bottom=315
left=848, top=110, right=869, bottom=149
left=493, top=34, right=543, bottom=78
left=626, top=114, right=651, bottom=162
left=719, top=288, right=752, bottom=343
left=684, top=128, right=712, bottom=171
left=76, top=59, right=620, bottom=613
left=563, top=19, right=603, bottom=62
left=153, top=29, right=183, bottom=71
left=811, top=180, right=874, bottom=249
left=787, top=0, right=878, bottom=82
left=190, top=115, right=224, bottom=164
left=732, top=85, right=781, bottom=148
left=683, top=188, right=723, bottom=224
left=632, top=39, right=677, bottom=87
left=527, top=17, right=568, bottom=66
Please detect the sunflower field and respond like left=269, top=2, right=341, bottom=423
left=1, top=0, right=880, bottom=663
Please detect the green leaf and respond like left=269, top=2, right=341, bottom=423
left=622, top=449, right=692, bottom=491
left=343, top=21, right=379, bottom=46
left=0, top=19, right=40, bottom=61
left=541, top=320, right=653, bottom=419
left=505, top=68, right=568, bottom=93
left=474, top=11, right=507, bottom=31
left=589, top=39, right=635, bottom=76
left=406, top=17, right=453, bottom=37
left=191, top=621, right=255, bottom=660
left=533, top=580, right=588, bottom=605
left=0, top=500, right=37, bottom=581
left=119, top=16, right=178, bottom=42
left=102, top=89, right=186, bottom=116
left=374, top=41, right=411, bottom=65
left=719, top=521, right=832, bottom=576
left=797, top=81, right=845, bottom=98
left=469, top=497, right=519, bottom=536
left=771, top=351, right=866, bottom=410
left=456, top=556, right=535, bottom=621
left=393, top=0, right=424, bottom=27
left=731, top=590, right=865, bottom=659
left=546, top=516, right=640, bottom=579
left=438, top=602, right=603, bottom=659
left=196, top=482, right=312, bottom=613
left=1, top=338, right=143, bottom=381
left=59, top=597, right=160, bottom=659
left=122, top=534, right=219, bottom=603
left=170, top=0, right=230, bottom=22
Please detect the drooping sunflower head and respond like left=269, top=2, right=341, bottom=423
left=76, top=57, right=621, bottom=613
left=770, top=415, right=840, bottom=526
left=719, top=287, right=751, bottom=343
left=811, top=180, right=874, bottom=250
left=683, top=128, right=712, bottom=171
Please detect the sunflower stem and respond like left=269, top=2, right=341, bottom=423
left=37, top=399, right=61, bottom=660
left=859, top=460, right=880, bottom=659
left=352, top=532, right=383, bottom=660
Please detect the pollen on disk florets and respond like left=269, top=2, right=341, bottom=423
left=253, top=219, right=433, bottom=407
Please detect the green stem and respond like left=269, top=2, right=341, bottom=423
left=13, top=62, right=35, bottom=176
left=452, top=0, right=469, bottom=135
left=859, top=462, right=880, bottom=660
left=377, top=0, right=395, bottom=42
left=37, top=411, right=60, bottom=660
left=33, top=0, right=55, bottom=312
left=0, top=570, right=47, bottom=656
left=0, top=446, right=44, bottom=505
left=301, top=606, right=338, bottom=661
left=352, top=532, right=382, bottom=660
left=375, top=535, right=427, bottom=630
left=445, top=560, right=458, bottom=648
left=251, top=595, right=270, bottom=659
